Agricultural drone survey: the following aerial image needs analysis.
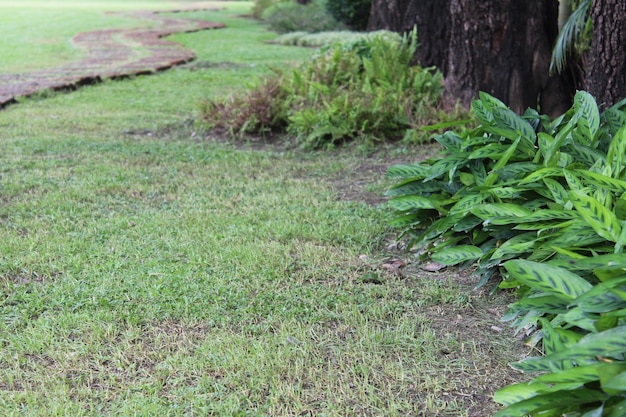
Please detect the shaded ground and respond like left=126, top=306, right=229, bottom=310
left=0, top=4, right=224, bottom=108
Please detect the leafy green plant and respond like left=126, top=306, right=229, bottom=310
left=200, top=74, right=289, bottom=136
left=200, top=29, right=447, bottom=149
left=325, top=0, right=371, bottom=31
left=387, top=91, right=626, bottom=283
left=386, top=91, right=626, bottom=416
left=263, top=0, right=345, bottom=34
left=551, top=0, right=592, bottom=75
left=253, top=0, right=289, bottom=19
left=271, top=29, right=397, bottom=48
left=493, top=258, right=626, bottom=416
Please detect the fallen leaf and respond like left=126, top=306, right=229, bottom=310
left=421, top=261, right=447, bottom=272
left=381, top=263, right=403, bottom=277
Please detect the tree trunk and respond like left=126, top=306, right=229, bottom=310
left=444, top=0, right=568, bottom=115
left=583, top=0, right=626, bottom=109
left=367, top=0, right=450, bottom=74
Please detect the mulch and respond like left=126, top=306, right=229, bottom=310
left=0, top=4, right=225, bottom=109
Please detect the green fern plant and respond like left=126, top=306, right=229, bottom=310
left=550, top=0, right=592, bottom=75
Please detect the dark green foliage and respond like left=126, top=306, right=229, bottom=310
left=324, top=0, right=371, bottom=31
left=386, top=91, right=626, bottom=416
left=285, top=30, right=444, bottom=148
left=387, top=91, right=626, bottom=280
left=200, top=30, right=448, bottom=149
left=264, top=1, right=345, bottom=34
left=253, top=0, right=287, bottom=19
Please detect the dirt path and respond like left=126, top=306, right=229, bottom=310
left=0, top=5, right=225, bottom=109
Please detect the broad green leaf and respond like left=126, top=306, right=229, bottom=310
left=599, top=364, right=626, bottom=394
left=570, top=190, right=622, bottom=242
left=559, top=307, right=598, bottom=332
left=537, top=132, right=554, bottom=162
left=516, top=209, right=576, bottom=223
left=520, top=168, right=563, bottom=184
left=574, top=90, right=600, bottom=144
left=472, top=99, right=494, bottom=126
left=468, top=159, right=488, bottom=185
left=543, top=178, right=570, bottom=206
left=544, top=222, right=607, bottom=248
left=514, top=220, right=574, bottom=231
left=608, top=126, right=626, bottom=178
left=461, top=135, right=499, bottom=150
left=424, top=155, right=467, bottom=181
left=540, top=318, right=564, bottom=356
left=495, top=162, right=542, bottom=180
left=566, top=143, right=606, bottom=167
left=564, top=169, right=585, bottom=191
left=532, top=363, right=617, bottom=385
left=434, top=131, right=463, bottom=150
left=604, top=108, right=626, bottom=135
left=387, top=163, right=429, bottom=179
left=468, top=143, right=508, bottom=160
left=388, top=195, right=435, bottom=211
left=516, top=326, right=626, bottom=372
left=491, top=233, right=539, bottom=259
left=415, top=213, right=465, bottom=243
left=554, top=327, right=585, bottom=348
left=511, top=295, right=570, bottom=314
left=493, top=107, right=537, bottom=143
left=484, top=138, right=522, bottom=186
left=493, top=382, right=551, bottom=406
left=449, top=194, right=487, bottom=215
left=385, top=180, right=443, bottom=197
left=479, top=91, right=508, bottom=110
left=608, top=398, right=626, bottom=417
left=615, top=193, right=626, bottom=220
left=504, top=259, right=593, bottom=300
left=576, top=170, right=626, bottom=194
left=548, top=253, right=626, bottom=271
left=431, top=245, right=483, bottom=266
left=493, top=389, right=607, bottom=417
left=452, top=214, right=482, bottom=232
left=459, top=171, right=475, bottom=186
left=471, top=203, right=533, bottom=220
left=486, top=187, right=523, bottom=199
left=575, top=282, right=626, bottom=313
left=604, top=371, right=626, bottom=393
left=388, top=213, right=421, bottom=228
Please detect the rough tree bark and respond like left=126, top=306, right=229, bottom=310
left=367, top=0, right=450, bottom=74
left=444, top=0, right=567, bottom=115
left=583, top=0, right=626, bottom=109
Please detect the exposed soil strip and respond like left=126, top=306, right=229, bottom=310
left=0, top=5, right=225, bottom=109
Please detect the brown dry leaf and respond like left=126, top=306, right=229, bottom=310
left=381, top=263, right=403, bottom=277
left=421, top=261, right=447, bottom=272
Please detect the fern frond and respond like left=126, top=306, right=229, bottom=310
left=550, top=0, right=591, bottom=75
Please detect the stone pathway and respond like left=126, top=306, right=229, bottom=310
left=0, top=5, right=225, bottom=108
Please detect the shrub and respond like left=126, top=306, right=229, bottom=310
left=386, top=91, right=626, bottom=416
left=272, top=30, right=391, bottom=47
left=325, top=0, right=371, bottom=31
left=200, top=29, right=448, bottom=149
left=200, top=76, right=288, bottom=136
left=263, top=1, right=345, bottom=34
left=252, top=0, right=288, bottom=19
left=286, top=30, right=443, bottom=148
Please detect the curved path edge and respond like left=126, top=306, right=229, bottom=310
left=0, top=5, right=225, bottom=109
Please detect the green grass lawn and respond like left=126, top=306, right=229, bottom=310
left=0, top=2, right=524, bottom=415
